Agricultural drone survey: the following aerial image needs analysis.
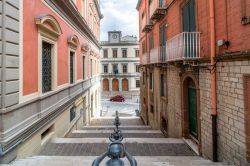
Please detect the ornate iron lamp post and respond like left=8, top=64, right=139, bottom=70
left=92, top=111, right=137, bottom=166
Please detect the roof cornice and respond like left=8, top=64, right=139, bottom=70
left=136, top=0, right=142, bottom=11
left=93, top=0, right=104, bottom=19
left=44, top=0, right=101, bottom=49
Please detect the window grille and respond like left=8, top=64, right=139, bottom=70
left=42, top=42, right=52, bottom=93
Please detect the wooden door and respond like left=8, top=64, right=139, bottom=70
left=112, top=79, right=119, bottom=91
left=103, top=79, right=109, bottom=91
left=188, top=85, right=198, bottom=139
left=122, top=79, right=128, bottom=91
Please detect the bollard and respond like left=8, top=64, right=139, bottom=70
left=92, top=111, right=137, bottom=166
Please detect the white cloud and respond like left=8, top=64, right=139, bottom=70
left=100, top=0, right=139, bottom=41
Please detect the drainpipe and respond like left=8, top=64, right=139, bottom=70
left=209, top=0, right=218, bottom=162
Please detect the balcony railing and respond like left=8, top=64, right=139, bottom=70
left=142, top=53, right=149, bottom=65
left=150, top=48, right=159, bottom=64
left=149, top=0, right=167, bottom=21
left=166, top=32, right=201, bottom=61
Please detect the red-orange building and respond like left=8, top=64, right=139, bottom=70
left=0, top=0, right=102, bottom=163
left=137, top=0, right=250, bottom=165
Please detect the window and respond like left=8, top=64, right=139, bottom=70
left=150, top=73, right=153, bottom=90
left=122, top=64, right=127, bottom=73
left=103, top=65, right=108, bottom=73
left=160, top=74, right=165, bottom=96
left=82, top=0, right=86, bottom=18
left=103, top=49, right=108, bottom=58
left=149, top=34, right=154, bottom=50
left=42, top=42, right=52, bottom=93
left=142, top=40, right=146, bottom=54
left=136, top=65, right=140, bottom=73
left=113, top=49, right=118, bottom=58
left=150, top=105, right=154, bottom=114
left=113, top=64, right=118, bottom=74
left=89, top=12, right=93, bottom=30
left=90, top=59, right=93, bottom=77
left=122, top=49, right=127, bottom=58
left=70, top=106, right=76, bottom=122
left=82, top=56, right=85, bottom=79
left=136, top=80, right=140, bottom=88
left=70, top=51, right=75, bottom=84
left=135, top=50, right=139, bottom=57
left=142, top=12, right=145, bottom=19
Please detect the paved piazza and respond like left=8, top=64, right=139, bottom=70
left=100, top=98, right=140, bottom=117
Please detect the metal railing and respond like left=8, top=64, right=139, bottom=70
left=166, top=32, right=201, bottom=61
left=92, top=111, right=137, bottom=166
left=150, top=48, right=159, bottom=64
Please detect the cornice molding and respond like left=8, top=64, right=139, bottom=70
left=93, top=0, right=104, bottom=19
left=136, top=0, right=142, bottom=11
left=44, top=0, right=101, bottom=49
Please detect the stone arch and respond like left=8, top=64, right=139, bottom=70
left=103, top=79, right=109, bottom=91
left=112, top=79, right=119, bottom=91
left=181, top=73, right=201, bottom=153
left=122, top=78, right=129, bottom=91
left=36, top=14, right=62, bottom=40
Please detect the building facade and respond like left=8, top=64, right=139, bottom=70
left=0, top=0, right=102, bottom=163
left=100, top=31, right=140, bottom=99
left=137, top=0, right=250, bottom=165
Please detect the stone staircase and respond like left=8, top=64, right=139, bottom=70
left=7, top=117, right=225, bottom=166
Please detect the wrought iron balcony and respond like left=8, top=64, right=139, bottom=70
left=149, top=0, right=167, bottom=21
left=150, top=48, right=159, bottom=64
left=142, top=16, right=153, bottom=33
left=166, top=32, right=201, bottom=62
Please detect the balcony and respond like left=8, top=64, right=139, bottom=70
left=166, top=32, right=201, bottom=62
left=150, top=48, right=159, bottom=64
left=142, top=16, right=153, bottom=33
left=142, top=53, right=149, bottom=65
left=149, top=0, right=167, bottom=21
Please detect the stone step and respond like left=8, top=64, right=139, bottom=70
left=66, top=132, right=164, bottom=138
left=51, top=138, right=184, bottom=144
left=72, top=129, right=160, bottom=133
left=39, top=141, right=196, bottom=156
left=90, top=118, right=144, bottom=126
left=9, top=156, right=225, bottom=166
left=82, top=125, right=152, bottom=130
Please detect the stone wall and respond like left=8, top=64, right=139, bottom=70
left=200, top=60, right=250, bottom=165
left=166, top=66, right=182, bottom=138
left=0, top=0, right=20, bottom=108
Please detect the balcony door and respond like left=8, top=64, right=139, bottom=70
left=182, top=0, right=196, bottom=32
left=182, top=0, right=196, bottom=58
left=160, top=25, right=166, bottom=62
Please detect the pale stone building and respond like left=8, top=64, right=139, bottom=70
left=100, top=31, right=140, bottom=99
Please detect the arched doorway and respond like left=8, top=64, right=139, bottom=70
left=103, top=79, right=109, bottom=91
left=182, top=75, right=200, bottom=143
left=112, top=79, right=119, bottom=91
left=122, top=79, right=128, bottom=91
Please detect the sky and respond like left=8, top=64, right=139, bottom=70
left=100, top=0, right=139, bottom=41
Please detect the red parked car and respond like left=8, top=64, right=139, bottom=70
left=110, top=95, right=125, bottom=102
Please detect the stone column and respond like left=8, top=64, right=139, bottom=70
left=119, top=78, right=122, bottom=91
left=109, top=78, right=112, bottom=91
